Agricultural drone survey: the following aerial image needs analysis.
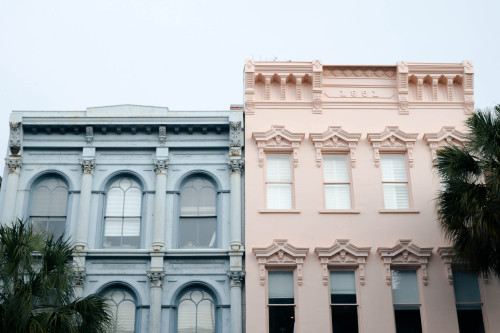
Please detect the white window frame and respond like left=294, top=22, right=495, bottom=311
left=265, top=153, right=294, bottom=210
left=322, top=154, right=353, bottom=210
left=380, top=153, right=413, bottom=210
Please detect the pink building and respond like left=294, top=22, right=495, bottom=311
left=243, top=60, right=500, bottom=333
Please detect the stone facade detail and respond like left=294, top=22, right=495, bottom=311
left=159, top=126, right=166, bottom=145
left=367, top=126, right=418, bottom=167
left=86, top=126, right=93, bottom=145
left=79, top=159, right=96, bottom=174
left=437, top=247, right=454, bottom=285
left=229, top=121, right=242, bottom=156
left=309, top=127, right=361, bottom=167
left=153, top=159, right=169, bottom=174
left=423, top=126, right=468, bottom=160
left=228, top=159, right=244, bottom=173
left=9, top=122, right=22, bottom=155
left=147, top=271, right=166, bottom=288
left=252, top=126, right=305, bottom=167
left=73, top=270, right=87, bottom=287
left=5, top=158, right=22, bottom=174
left=315, top=240, right=371, bottom=286
left=227, top=270, right=245, bottom=287
left=378, top=240, right=433, bottom=286
left=253, top=239, right=309, bottom=286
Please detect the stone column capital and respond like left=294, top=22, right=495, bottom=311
left=147, top=271, right=166, bottom=288
left=73, top=270, right=86, bottom=287
left=153, top=159, right=169, bottom=174
left=79, top=159, right=96, bottom=175
left=228, top=159, right=244, bottom=173
left=227, top=270, right=245, bottom=287
left=5, top=158, right=22, bottom=174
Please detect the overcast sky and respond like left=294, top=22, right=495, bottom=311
left=1, top=0, right=499, bottom=175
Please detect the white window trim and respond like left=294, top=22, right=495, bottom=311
left=322, top=154, right=354, bottom=210
left=265, top=153, right=294, bottom=210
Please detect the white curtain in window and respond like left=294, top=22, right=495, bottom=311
left=382, top=184, right=409, bottom=209
left=392, top=270, right=419, bottom=305
left=266, top=155, right=291, bottom=182
left=104, top=289, right=136, bottom=333
left=381, top=155, right=407, bottom=181
left=381, top=155, right=409, bottom=209
left=266, top=184, right=292, bottom=209
left=177, top=290, right=215, bottom=333
left=268, top=271, right=294, bottom=299
left=325, top=185, right=351, bottom=209
left=323, top=155, right=349, bottom=182
left=266, top=155, right=292, bottom=209
left=330, top=271, right=356, bottom=295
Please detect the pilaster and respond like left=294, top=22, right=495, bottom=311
left=75, top=148, right=96, bottom=250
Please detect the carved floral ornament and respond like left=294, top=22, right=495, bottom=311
left=253, top=239, right=309, bottom=286
left=9, top=122, right=22, bottom=155
left=423, top=126, right=467, bottom=160
left=378, top=239, right=433, bottom=286
left=153, top=159, right=169, bottom=174
left=309, top=127, right=361, bottom=167
left=315, top=240, right=371, bottom=286
left=227, top=270, right=245, bottom=287
left=367, top=126, right=418, bottom=167
left=437, top=247, right=489, bottom=285
left=79, top=159, right=96, bottom=175
left=147, top=271, right=166, bottom=287
left=5, top=158, right=22, bottom=174
left=229, top=121, right=242, bottom=156
left=252, top=126, right=305, bottom=167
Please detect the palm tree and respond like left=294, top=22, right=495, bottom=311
left=0, top=219, right=112, bottom=332
left=435, top=105, right=500, bottom=275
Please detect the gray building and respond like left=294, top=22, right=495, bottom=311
left=0, top=105, right=245, bottom=333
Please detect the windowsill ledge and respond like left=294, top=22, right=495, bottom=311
left=259, top=209, right=301, bottom=214
left=318, top=209, right=360, bottom=214
left=379, top=209, right=420, bottom=214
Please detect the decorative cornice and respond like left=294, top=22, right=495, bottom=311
left=253, top=239, right=309, bottom=286
left=85, top=126, right=93, bottom=145
left=229, top=121, right=242, bottom=156
left=159, top=126, right=166, bottom=145
left=309, top=127, right=361, bottom=167
left=79, top=159, right=96, bottom=175
left=153, top=159, right=169, bottom=174
left=423, top=126, right=467, bottom=160
left=228, top=158, right=244, bottom=173
left=367, top=126, right=418, bottom=167
left=9, top=122, right=22, bottom=155
left=73, top=270, right=86, bottom=287
left=5, top=158, right=22, bottom=174
left=252, top=126, right=305, bottom=167
left=147, top=271, right=166, bottom=287
left=227, top=270, right=245, bottom=287
left=315, top=240, right=371, bottom=286
left=378, top=239, right=433, bottom=286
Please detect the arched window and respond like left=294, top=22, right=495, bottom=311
left=179, top=176, right=217, bottom=248
left=103, top=288, right=136, bottom=333
left=104, top=177, right=142, bottom=248
left=30, top=176, right=69, bottom=239
left=177, top=288, right=216, bottom=333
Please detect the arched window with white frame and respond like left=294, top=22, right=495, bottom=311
left=176, top=287, right=216, bottom=333
left=103, top=288, right=137, bottom=333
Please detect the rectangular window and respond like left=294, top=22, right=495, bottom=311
left=453, top=270, right=485, bottom=333
left=323, top=155, right=351, bottom=209
left=268, top=271, right=295, bottom=333
left=330, top=271, right=358, bottom=333
left=392, top=270, right=422, bottom=333
left=266, top=155, right=292, bottom=209
left=381, top=155, right=410, bottom=209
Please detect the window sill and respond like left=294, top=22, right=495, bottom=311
left=259, top=209, right=301, bottom=214
left=318, top=209, right=360, bottom=214
left=378, top=209, right=420, bottom=214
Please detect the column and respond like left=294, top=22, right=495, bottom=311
left=75, top=148, right=96, bottom=251
left=152, top=157, right=168, bottom=251
left=228, top=271, right=245, bottom=333
left=147, top=268, right=165, bottom=333
left=2, top=158, right=22, bottom=223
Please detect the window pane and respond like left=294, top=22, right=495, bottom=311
left=269, top=271, right=294, bottom=302
left=330, top=271, right=356, bottom=304
left=381, top=155, right=407, bottom=182
left=197, top=300, right=215, bottom=333
left=332, top=305, right=358, bottom=333
left=392, top=270, right=419, bottom=305
left=178, top=300, right=196, bottom=332
left=383, top=184, right=409, bottom=209
left=181, top=187, right=198, bottom=216
left=123, top=188, right=141, bottom=216
left=179, top=218, right=197, bottom=248
left=31, top=187, right=50, bottom=216
left=394, top=309, right=422, bottom=333
left=178, top=290, right=215, bottom=333
left=105, top=218, right=122, bottom=236
left=269, top=306, right=295, bottom=333
left=47, top=218, right=66, bottom=239
left=325, top=185, right=351, bottom=209
left=266, top=184, right=292, bottom=209
left=31, top=218, right=48, bottom=234
left=324, top=155, right=349, bottom=182
left=457, top=309, right=485, bottom=333
left=198, top=218, right=216, bottom=248
left=50, top=187, right=69, bottom=216
left=104, top=289, right=136, bottom=333
left=106, top=188, right=124, bottom=216
left=267, top=155, right=291, bottom=182
left=199, top=187, right=216, bottom=216
left=453, top=270, right=481, bottom=303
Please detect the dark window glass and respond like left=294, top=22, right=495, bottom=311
left=268, top=271, right=294, bottom=333
left=453, top=270, right=485, bottom=333
left=392, top=270, right=422, bottom=333
left=332, top=305, right=358, bottom=333
left=330, top=271, right=358, bottom=333
left=394, top=309, right=423, bottom=333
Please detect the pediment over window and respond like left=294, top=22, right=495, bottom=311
left=367, top=126, right=418, bottom=167
left=315, top=239, right=371, bottom=285
left=253, top=239, right=309, bottom=285
left=378, top=239, right=432, bottom=286
left=437, top=247, right=489, bottom=285
left=423, top=127, right=467, bottom=160
left=309, top=127, right=361, bottom=167
left=252, top=126, right=305, bottom=167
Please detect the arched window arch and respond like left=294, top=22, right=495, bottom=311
left=177, top=287, right=216, bottom=333
left=178, top=175, right=217, bottom=248
left=103, top=288, right=136, bottom=333
left=103, top=177, right=142, bottom=248
left=29, top=175, right=69, bottom=239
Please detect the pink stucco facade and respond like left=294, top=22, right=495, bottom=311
left=243, top=60, right=500, bottom=333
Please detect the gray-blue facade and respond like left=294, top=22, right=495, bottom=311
left=0, top=105, right=245, bottom=333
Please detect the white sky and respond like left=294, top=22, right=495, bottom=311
left=1, top=0, right=499, bottom=176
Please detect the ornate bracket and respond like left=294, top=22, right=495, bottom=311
left=378, top=239, right=432, bottom=286
left=252, top=126, right=305, bottom=167
left=147, top=271, right=166, bottom=288
left=423, top=126, right=467, bottom=160
left=312, top=60, right=323, bottom=114
left=85, top=126, right=93, bottom=145
left=153, top=159, right=169, bottom=174
left=229, top=121, right=242, bottom=156
left=309, top=127, right=361, bottom=167
left=159, top=126, right=166, bottom=145
left=228, top=158, right=244, bottom=173
left=73, top=270, right=86, bottom=287
left=315, top=240, right=371, bottom=286
left=5, top=158, right=22, bottom=174
left=253, top=239, right=309, bottom=286
left=79, top=159, right=96, bottom=175
left=437, top=247, right=489, bottom=284
left=227, top=270, right=245, bottom=287
left=397, top=61, right=409, bottom=114
left=9, top=122, right=22, bottom=155
left=367, top=126, right=418, bottom=167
